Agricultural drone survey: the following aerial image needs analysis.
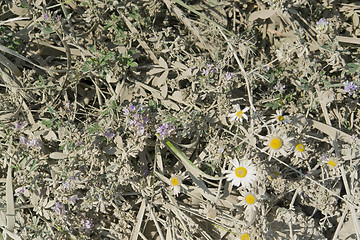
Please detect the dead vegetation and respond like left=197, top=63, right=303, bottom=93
left=0, top=0, right=360, bottom=239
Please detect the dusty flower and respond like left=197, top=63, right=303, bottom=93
left=262, top=128, right=292, bottom=157
left=156, top=122, right=175, bottom=140
left=274, top=82, right=285, bottom=93
left=15, top=121, right=27, bottom=130
left=315, top=18, right=329, bottom=33
left=236, top=233, right=250, bottom=240
left=269, top=109, right=288, bottom=124
left=228, top=104, right=250, bottom=123
left=292, top=142, right=308, bottom=159
left=105, top=129, right=115, bottom=140
left=224, top=158, right=256, bottom=188
left=238, top=190, right=260, bottom=215
left=323, top=156, right=339, bottom=169
left=169, top=173, right=187, bottom=197
left=343, top=81, right=358, bottom=95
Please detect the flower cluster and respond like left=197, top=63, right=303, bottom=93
left=343, top=81, right=358, bottom=95
left=201, top=63, right=217, bottom=76
left=315, top=18, right=329, bottom=33
left=156, top=122, right=175, bottom=140
left=123, top=104, right=149, bottom=137
left=19, top=136, right=41, bottom=150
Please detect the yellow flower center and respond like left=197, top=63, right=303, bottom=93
left=235, top=167, right=247, bottom=178
left=277, top=115, right=284, bottom=122
left=245, top=194, right=256, bottom=205
left=171, top=177, right=179, bottom=186
left=328, top=160, right=336, bottom=167
left=241, top=233, right=250, bottom=240
left=269, top=137, right=282, bottom=150
left=296, top=143, right=305, bottom=152
left=236, top=111, right=244, bottom=118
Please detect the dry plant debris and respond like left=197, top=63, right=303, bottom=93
left=0, top=0, right=360, bottom=239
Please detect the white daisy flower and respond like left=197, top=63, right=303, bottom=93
left=224, top=158, right=256, bottom=188
left=269, top=109, right=289, bottom=124
left=321, top=155, right=341, bottom=176
left=322, top=156, right=339, bottom=169
left=238, top=190, right=260, bottom=215
left=236, top=233, right=250, bottom=240
left=292, top=142, right=308, bottom=159
left=169, top=174, right=187, bottom=197
left=262, top=128, right=292, bottom=157
left=228, top=104, right=249, bottom=123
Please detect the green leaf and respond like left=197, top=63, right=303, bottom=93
left=43, top=27, right=54, bottom=34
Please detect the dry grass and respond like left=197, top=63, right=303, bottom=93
left=1, top=0, right=360, bottom=239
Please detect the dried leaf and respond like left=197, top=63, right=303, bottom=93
left=249, top=10, right=276, bottom=22
left=6, top=168, right=15, bottom=232
left=49, top=152, right=68, bottom=159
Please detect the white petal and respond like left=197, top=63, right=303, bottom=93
left=243, top=107, right=250, bottom=113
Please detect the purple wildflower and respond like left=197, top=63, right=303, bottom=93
left=53, top=202, right=66, bottom=215
left=15, top=121, right=27, bottom=130
left=344, top=81, right=358, bottom=95
left=124, top=104, right=149, bottom=136
left=44, top=12, right=49, bottom=20
left=28, top=138, right=41, bottom=149
left=62, top=181, right=70, bottom=190
left=69, top=195, right=79, bottom=205
left=201, top=64, right=217, bottom=76
left=81, top=219, right=93, bottom=230
left=19, top=136, right=28, bottom=145
left=105, top=129, right=115, bottom=140
left=315, top=18, right=329, bottom=33
left=274, top=82, right=286, bottom=93
left=14, top=187, right=25, bottom=197
left=156, top=122, right=175, bottom=140
left=77, top=141, right=83, bottom=146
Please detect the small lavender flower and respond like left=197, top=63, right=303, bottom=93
left=14, top=187, right=25, bottom=197
left=124, top=104, right=149, bottom=137
left=105, top=129, right=115, bottom=140
left=53, top=202, right=66, bottom=215
left=274, top=82, right=286, bottom=93
left=28, top=138, right=41, bottom=149
left=77, top=140, right=83, bottom=146
left=44, top=12, right=49, bottom=20
left=19, top=136, right=28, bottom=145
left=344, top=81, right=358, bottom=95
left=315, top=18, right=329, bottom=33
left=201, top=64, right=217, bottom=76
left=81, top=219, right=93, bottom=230
left=156, top=122, right=175, bottom=140
left=15, top=121, right=27, bottom=130
left=222, top=72, right=236, bottom=81
left=62, top=181, right=70, bottom=190
left=69, top=195, right=79, bottom=205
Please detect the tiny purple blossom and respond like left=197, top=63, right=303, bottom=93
left=19, top=136, right=28, bottom=145
left=15, top=121, right=27, bottom=130
left=315, top=18, right=329, bottom=33
left=274, top=82, right=285, bottom=93
left=81, top=219, right=93, bottom=230
left=53, top=202, right=66, bottom=215
left=156, top=122, right=175, bottom=140
left=62, top=181, right=70, bottom=190
left=69, top=195, right=79, bottom=204
left=105, top=129, right=115, bottom=140
left=44, top=12, right=49, bottom=20
left=14, top=187, right=25, bottom=197
left=28, top=138, right=41, bottom=149
left=343, top=81, right=358, bottom=95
